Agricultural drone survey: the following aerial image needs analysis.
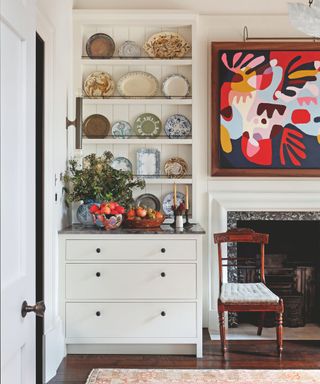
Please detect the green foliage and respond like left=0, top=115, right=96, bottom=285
left=64, top=151, right=145, bottom=208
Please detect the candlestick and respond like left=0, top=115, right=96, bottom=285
left=185, top=185, right=189, bottom=210
left=173, top=183, right=177, bottom=207
left=183, top=208, right=195, bottom=228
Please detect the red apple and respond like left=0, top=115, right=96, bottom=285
left=136, top=207, right=147, bottom=218
left=101, top=205, right=111, bottom=215
left=89, top=204, right=99, bottom=213
left=109, top=202, right=116, bottom=210
left=116, top=206, right=125, bottom=214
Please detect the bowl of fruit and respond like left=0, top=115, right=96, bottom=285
left=90, top=201, right=125, bottom=230
left=124, top=206, right=165, bottom=228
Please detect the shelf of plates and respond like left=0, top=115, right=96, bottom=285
left=73, top=10, right=198, bottom=219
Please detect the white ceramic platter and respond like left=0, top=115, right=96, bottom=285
left=162, top=74, right=190, bottom=97
left=117, top=71, right=159, bottom=97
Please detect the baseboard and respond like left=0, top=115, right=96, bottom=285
left=209, top=309, right=219, bottom=332
left=44, top=317, right=65, bottom=383
left=67, top=343, right=196, bottom=355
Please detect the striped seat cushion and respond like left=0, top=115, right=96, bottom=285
left=220, top=282, right=279, bottom=304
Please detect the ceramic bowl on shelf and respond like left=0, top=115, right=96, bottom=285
left=93, top=213, right=123, bottom=230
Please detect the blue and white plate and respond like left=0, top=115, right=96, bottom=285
left=111, top=157, right=133, bottom=172
left=162, top=192, right=185, bottom=216
left=164, top=114, right=192, bottom=139
left=136, top=148, right=160, bottom=178
left=111, top=121, right=132, bottom=139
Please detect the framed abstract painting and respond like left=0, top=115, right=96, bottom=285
left=211, top=42, right=320, bottom=176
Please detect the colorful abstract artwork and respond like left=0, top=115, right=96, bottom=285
left=211, top=43, right=320, bottom=176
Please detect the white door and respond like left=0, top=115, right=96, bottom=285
left=0, top=0, right=37, bottom=383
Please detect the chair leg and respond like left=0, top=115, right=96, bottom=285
left=257, top=312, right=265, bottom=336
left=218, top=311, right=227, bottom=354
left=276, top=311, right=283, bottom=357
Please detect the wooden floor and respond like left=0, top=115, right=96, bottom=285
left=49, top=329, right=320, bottom=384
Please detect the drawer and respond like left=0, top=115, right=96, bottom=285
left=66, top=302, right=197, bottom=338
left=66, top=239, right=196, bottom=261
left=66, top=263, right=196, bottom=300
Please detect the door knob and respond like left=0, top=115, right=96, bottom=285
left=21, top=300, right=46, bottom=318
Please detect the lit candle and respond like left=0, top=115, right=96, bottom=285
left=185, top=185, right=189, bottom=210
left=173, top=183, right=177, bottom=207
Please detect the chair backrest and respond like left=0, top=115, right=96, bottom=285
left=214, top=228, right=269, bottom=290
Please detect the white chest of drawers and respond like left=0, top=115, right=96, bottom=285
left=59, top=224, right=204, bottom=357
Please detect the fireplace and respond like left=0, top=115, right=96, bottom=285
left=227, top=211, right=320, bottom=329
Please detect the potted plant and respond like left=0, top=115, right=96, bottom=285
left=64, top=151, right=145, bottom=225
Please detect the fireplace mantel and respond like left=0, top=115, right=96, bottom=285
left=207, top=178, right=320, bottom=332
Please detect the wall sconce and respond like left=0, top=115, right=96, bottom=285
left=66, top=97, right=83, bottom=150
left=288, top=0, right=320, bottom=37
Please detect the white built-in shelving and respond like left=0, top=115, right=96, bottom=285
left=73, top=10, right=198, bottom=218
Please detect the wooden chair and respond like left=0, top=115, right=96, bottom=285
left=213, top=228, right=284, bottom=357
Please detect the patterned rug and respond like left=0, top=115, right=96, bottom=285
left=86, top=368, right=320, bottom=383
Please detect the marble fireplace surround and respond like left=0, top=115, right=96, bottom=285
left=207, top=179, right=320, bottom=333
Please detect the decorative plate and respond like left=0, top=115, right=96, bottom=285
left=117, top=71, right=158, bottom=97
left=162, top=192, right=185, bottom=216
left=162, top=74, right=190, bottom=97
left=118, top=41, right=141, bottom=57
left=135, top=193, right=161, bottom=211
left=164, top=114, right=192, bottom=139
left=133, top=113, right=162, bottom=138
left=86, top=33, right=115, bottom=58
left=84, top=71, right=115, bottom=97
left=164, top=157, right=188, bottom=178
left=83, top=114, right=110, bottom=138
left=143, top=32, right=191, bottom=58
left=136, top=148, right=160, bottom=178
left=111, top=121, right=132, bottom=139
left=111, top=157, right=133, bottom=172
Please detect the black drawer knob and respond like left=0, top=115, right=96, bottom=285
left=161, top=311, right=166, bottom=317
left=96, top=272, right=101, bottom=277
left=160, top=272, right=166, bottom=277
left=96, top=311, right=101, bottom=317
left=161, top=248, right=166, bottom=253
left=96, top=248, right=101, bottom=253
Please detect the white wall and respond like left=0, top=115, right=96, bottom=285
left=36, top=0, right=73, bottom=381
left=73, top=0, right=303, bottom=14
left=72, top=0, right=314, bottom=331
